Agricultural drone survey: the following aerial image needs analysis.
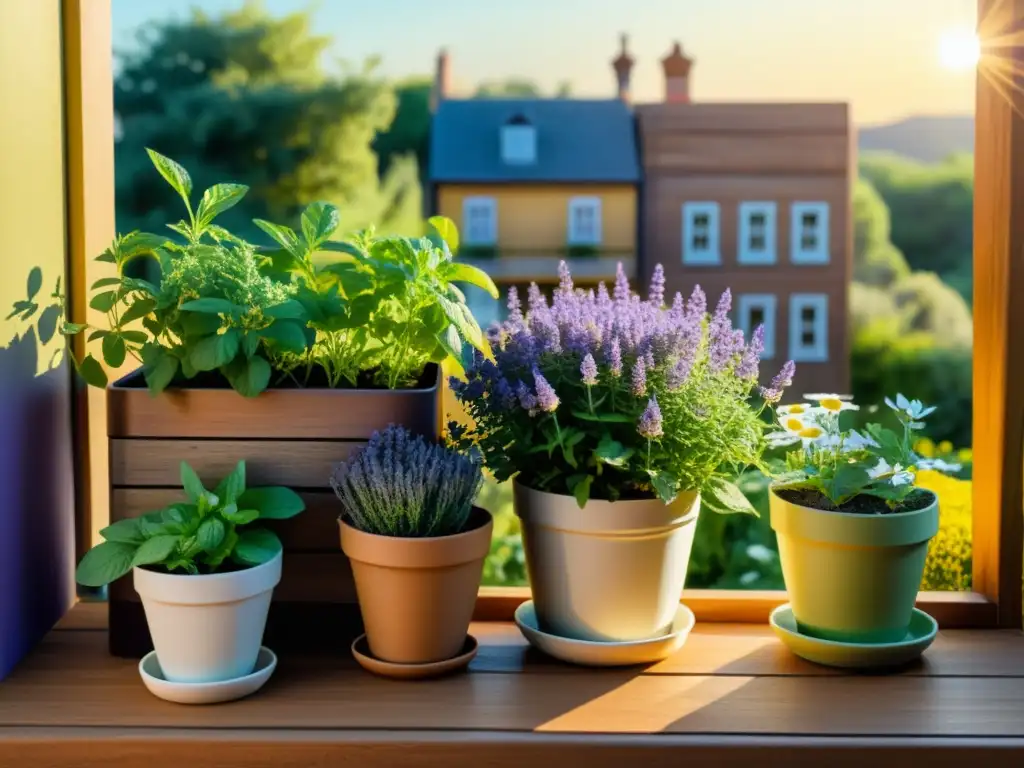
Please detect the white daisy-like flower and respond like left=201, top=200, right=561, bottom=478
left=868, top=458, right=896, bottom=479
left=804, top=393, right=853, bottom=401
left=884, top=393, right=937, bottom=420
left=805, top=393, right=859, bottom=413
left=891, top=470, right=915, bottom=487
left=777, top=403, right=817, bottom=417
left=917, top=458, right=962, bottom=473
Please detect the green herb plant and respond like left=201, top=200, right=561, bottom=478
left=64, top=150, right=498, bottom=396
left=75, top=460, right=304, bottom=587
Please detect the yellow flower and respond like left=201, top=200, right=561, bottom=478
left=938, top=440, right=953, bottom=455
left=810, top=394, right=859, bottom=413
left=778, top=403, right=811, bottom=416
left=958, top=448, right=973, bottom=463
left=798, top=425, right=824, bottom=439
left=782, top=416, right=806, bottom=433
left=915, top=438, right=936, bottom=459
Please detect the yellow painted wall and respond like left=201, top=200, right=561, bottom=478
left=0, top=1, right=67, bottom=370
left=437, top=184, right=637, bottom=251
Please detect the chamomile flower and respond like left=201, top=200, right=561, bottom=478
left=868, top=458, right=896, bottom=479
left=777, top=403, right=815, bottom=417
left=805, top=393, right=859, bottom=413
left=885, top=393, right=936, bottom=421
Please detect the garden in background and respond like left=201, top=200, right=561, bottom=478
left=116, top=4, right=976, bottom=592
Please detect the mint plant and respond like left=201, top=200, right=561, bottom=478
left=75, top=460, right=304, bottom=586
left=765, top=393, right=960, bottom=512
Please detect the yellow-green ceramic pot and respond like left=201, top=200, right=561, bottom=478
left=769, top=488, right=939, bottom=644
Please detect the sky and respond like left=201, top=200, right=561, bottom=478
left=111, top=0, right=978, bottom=125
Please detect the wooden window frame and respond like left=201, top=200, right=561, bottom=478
left=69, top=0, right=1022, bottom=629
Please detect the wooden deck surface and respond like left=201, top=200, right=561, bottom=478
left=1, top=602, right=1023, bottom=767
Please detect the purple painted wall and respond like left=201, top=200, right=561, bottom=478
left=0, top=327, right=75, bottom=680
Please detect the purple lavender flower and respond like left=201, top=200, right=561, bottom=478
left=557, top=260, right=573, bottom=295
left=687, top=284, right=707, bottom=322
left=708, top=289, right=739, bottom=372
left=608, top=337, right=623, bottom=377
left=506, top=286, right=523, bottom=326
left=631, top=356, right=647, bottom=397
left=667, top=354, right=694, bottom=389
left=736, top=325, right=765, bottom=380
left=516, top=381, right=538, bottom=414
left=533, top=368, right=560, bottom=413
left=580, top=353, right=598, bottom=386
left=637, top=396, right=664, bottom=439
left=613, top=262, right=630, bottom=302
left=649, top=264, right=666, bottom=308
left=494, top=377, right=516, bottom=410
left=759, top=360, right=796, bottom=403
left=464, top=378, right=485, bottom=399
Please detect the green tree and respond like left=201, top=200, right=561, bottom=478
left=473, top=79, right=572, bottom=98
left=373, top=78, right=432, bottom=185
left=115, top=1, right=421, bottom=243
left=859, top=152, right=973, bottom=301
left=852, top=178, right=910, bottom=288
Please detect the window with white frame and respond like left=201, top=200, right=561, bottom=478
left=462, top=197, right=497, bottom=246
left=501, top=114, right=537, bottom=165
left=567, top=197, right=602, bottom=246
left=738, top=202, right=777, bottom=265
left=790, top=202, right=830, bottom=264
left=789, top=293, right=829, bottom=362
left=682, top=202, right=720, bottom=265
left=736, top=294, right=777, bottom=359
left=463, top=285, right=503, bottom=331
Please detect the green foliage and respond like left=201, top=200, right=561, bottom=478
left=114, top=1, right=420, bottom=242
left=767, top=395, right=957, bottom=510
left=852, top=178, right=910, bottom=288
left=860, top=152, right=973, bottom=302
left=75, top=460, right=304, bottom=586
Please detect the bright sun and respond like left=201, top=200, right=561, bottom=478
left=938, top=27, right=981, bottom=71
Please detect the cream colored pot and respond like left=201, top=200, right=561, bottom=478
left=514, top=482, right=700, bottom=643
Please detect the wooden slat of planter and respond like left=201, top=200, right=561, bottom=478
left=108, top=553, right=354, bottom=603
left=110, top=440, right=357, bottom=488
left=106, top=366, right=441, bottom=439
left=110, top=489, right=341, bottom=551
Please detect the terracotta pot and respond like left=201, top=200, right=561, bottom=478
left=339, top=507, right=492, bottom=665
left=134, top=548, right=282, bottom=684
left=770, top=488, right=939, bottom=644
left=514, top=481, right=700, bottom=643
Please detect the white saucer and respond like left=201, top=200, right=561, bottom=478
left=139, top=646, right=277, bottom=704
left=514, top=601, right=695, bottom=667
left=770, top=604, right=938, bottom=669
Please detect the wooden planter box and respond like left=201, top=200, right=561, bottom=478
left=105, top=364, right=442, bottom=657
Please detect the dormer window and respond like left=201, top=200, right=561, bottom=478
left=501, top=114, right=536, bottom=165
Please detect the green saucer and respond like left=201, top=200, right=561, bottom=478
left=770, top=603, right=937, bottom=670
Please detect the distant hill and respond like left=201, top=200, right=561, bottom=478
left=858, top=115, right=974, bottom=162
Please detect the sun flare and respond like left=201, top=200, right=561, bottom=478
left=938, top=27, right=981, bottom=71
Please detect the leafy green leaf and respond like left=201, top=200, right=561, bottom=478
left=102, top=334, right=127, bottom=367
left=301, top=201, right=340, bottom=247
left=263, top=300, right=307, bottom=320
left=180, top=461, right=206, bottom=503
left=254, top=219, right=302, bottom=257
left=702, top=476, right=756, bottom=516
left=222, top=507, right=260, bottom=525
left=131, top=534, right=181, bottom=567
left=236, top=486, right=305, bottom=519
left=190, top=329, right=241, bottom=372
left=99, top=517, right=145, bottom=544
left=233, top=528, right=282, bottom=566
left=76, top=354, right=108, bottom=388
left=648, top=470, right=680, bottom=504
left=90, top=277, right=121, bottom=290
left=428, top=215, right=460, bottom=253
left=179, top=311, right=223, bottom=338
left=119, top=298, right=156, bottom=326
left=260, top=320, right=308, bottom=354
left=180, top=297, right=242, bottom=315
left=225, top=355, right=271, bottom=397
left=214, top=461, right=246, bottom=506
left=569, top=474, right=593, bottom=509
left=437, top=294, right=485, bottom=352
left=37, top=305, right=60, bottom=344
left=197, top=517, right=226, bottom=553
left=87, top=329, right=109, bottom=342
left=571, top=410, right=635, bottom=423
left=196, top=183, right=249, bottom=227
left=826, top=463, right=873, bottom=504
left=446, top=262, right=499, bottom=298
left=146, top=148, right=193, bottom=202
left=26, top=267, right=42, bottom=300
left=595, top=434, right=634, bottom=467
left=75, top=541, right=137, bottom=587
left=141, top=344, right=179, bottom=394
left=120, top=330, right=149, bottom=344
left=203, top=527, right=239, bottom=570
left=62, top=322, right=88, bottom=335
left=89, top=291, right=118, bottom=313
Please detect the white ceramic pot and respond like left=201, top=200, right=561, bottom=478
left=514, top=482, right=700, bottom=643
left=133, top=548, right=282, bottom=684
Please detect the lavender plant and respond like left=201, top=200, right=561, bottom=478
left=331, top=425, right=485, bottom=537
left=451, top=262, right=796, bottom=510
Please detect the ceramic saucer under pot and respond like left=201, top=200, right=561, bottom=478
left=351, top=635, right=478, bottom=680
left=514, top=600, right=695, bottom=667
left=770, top=603, right=938, bottom=670
left=139, top=646, right=277, bottom=704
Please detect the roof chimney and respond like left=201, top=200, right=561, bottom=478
left=661, top=42, right=694, bottom=103
left=430, top=48, right=451, bottom=112
left=611, top=33, right=635, bottom=103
